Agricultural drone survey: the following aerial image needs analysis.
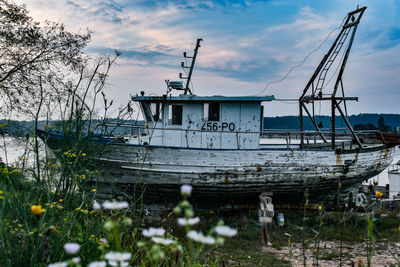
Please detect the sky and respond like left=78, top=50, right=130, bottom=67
left=14, top=0, right=400, bottom=116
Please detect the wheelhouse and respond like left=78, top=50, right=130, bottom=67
left=130, top=94, right=275, bottom=149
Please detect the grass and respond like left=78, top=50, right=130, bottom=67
left=254, top=208, right=400, bottom=244
left=167, top=211, right=291, bottom=266
left=0, top=164, right=292, bottom=266
left=0, top=168, right=106, bottom=265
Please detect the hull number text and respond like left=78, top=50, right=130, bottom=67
left=201, top=122, right=236, bottom=132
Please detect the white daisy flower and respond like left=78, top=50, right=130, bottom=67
left=215, top=225, right=237, bottom=237
left=151, top=237, right=174, bottom=245
left=177, top=217, right=200, bottom=226
left=48, top=262, right=68, bottom=267
left=187, top=230, right=200, bottom=241
left=105, top=251, right=132, bottom=262
left=142, top=227, right=165, bottom=237
left=93, top=201, right=101, bottom=210
left=88, top=261, right=107, bottom=267
left=102, top=201, right=129, bottom=210
left=180, top=184, right=192, bottom=196
left=108, top=260, right=129, bottom=267
left=187, top=230, right=215, bottom=245
left=200, top=235, right=216, bottom=245
left=63, top=242, right=80, bottom=254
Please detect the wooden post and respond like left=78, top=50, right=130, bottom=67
left=331, top=99, right=335, bottom=149
left=259, top=192, right=274, bottom=246
left=300, top=102, right=304, bottom=148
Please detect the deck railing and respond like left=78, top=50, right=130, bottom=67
left=95, top=122, right=386, bottom=150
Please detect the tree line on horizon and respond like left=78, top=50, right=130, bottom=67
left=263, top=113, right=400, bottom=131
left=1, top=113, right=399, bottom=137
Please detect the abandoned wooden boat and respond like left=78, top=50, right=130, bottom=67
left=39, top=6, right=400, bottom=204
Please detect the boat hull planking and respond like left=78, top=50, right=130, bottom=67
left=86, top=143, right=394, bottom=204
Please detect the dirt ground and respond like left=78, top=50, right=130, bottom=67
left=263, top=240, right=400, bottom=267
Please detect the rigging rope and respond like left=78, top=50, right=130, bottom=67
left=253, top=15, right=347, bottom=96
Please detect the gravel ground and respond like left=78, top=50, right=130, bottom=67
left=263, top=240, right=400, bottom=267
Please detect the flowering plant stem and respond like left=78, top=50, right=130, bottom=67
left=302, top=191, right=309, bottom=267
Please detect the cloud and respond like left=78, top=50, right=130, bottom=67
left=10, top=0, right=400, bottom=116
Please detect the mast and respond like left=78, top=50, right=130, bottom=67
left=298, top=7, right=367, bottom=149
left=180, top=38, right=203, bottom=95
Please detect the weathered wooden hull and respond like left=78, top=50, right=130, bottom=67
left=87, top=143, right=394, bottom=204
left=38, top=128, right=394, bottom=204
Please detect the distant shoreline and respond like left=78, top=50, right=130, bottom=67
left=1, top=113, right=399, bottom=136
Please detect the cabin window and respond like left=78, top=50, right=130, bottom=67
left=203, top=103, right=220, bottom=121
left=141, top=102, right=162, bottom=123
left=150, top=103, right=162, bottom=122
left=168, top=104, right=182, bottom=125
left=141, top=103, right=153, bottom=122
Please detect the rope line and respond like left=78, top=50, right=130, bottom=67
left=254, top=15, right=347, bottom=96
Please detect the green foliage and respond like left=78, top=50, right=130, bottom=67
left=263, top=114, right=400, bottom=130
left=354, top=123, right=377, bottom=131
left=0, top=163, right=294, bottom=266
left=354, top=116, right=393, bottom=132
left=0, top=163, right=25, bottom=189
left=0, top=0, right=91, bottom=114
left=377, top=116, right=392, bottom=132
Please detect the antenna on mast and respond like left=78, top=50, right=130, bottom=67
left=180, top=38, right=203, bottom=95
left=165, top=38, right=203, bottom=95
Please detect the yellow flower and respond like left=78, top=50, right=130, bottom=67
left=59, top=199, right=63, bottom=203
left=92, top=189, right=96, bottom=193
left=314, top=248, right=318, bottom=253
left=48, top=226, right=58, bottom=234
left=376, top=191, right=383, bottom=198
left=0, top=190, right=3, bottom=194
left=31, top=205, right=46, bottom=216
left=318, top=205, right=322, bottom=211
left=43, top=124, right=56, bottom=130
left=81, top=153, right=86, bottom=157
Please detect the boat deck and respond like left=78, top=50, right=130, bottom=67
left=95, top=123, right=392, bottom=151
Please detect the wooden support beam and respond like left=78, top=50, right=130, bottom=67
left=302, top=103, right=328, bottom=143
